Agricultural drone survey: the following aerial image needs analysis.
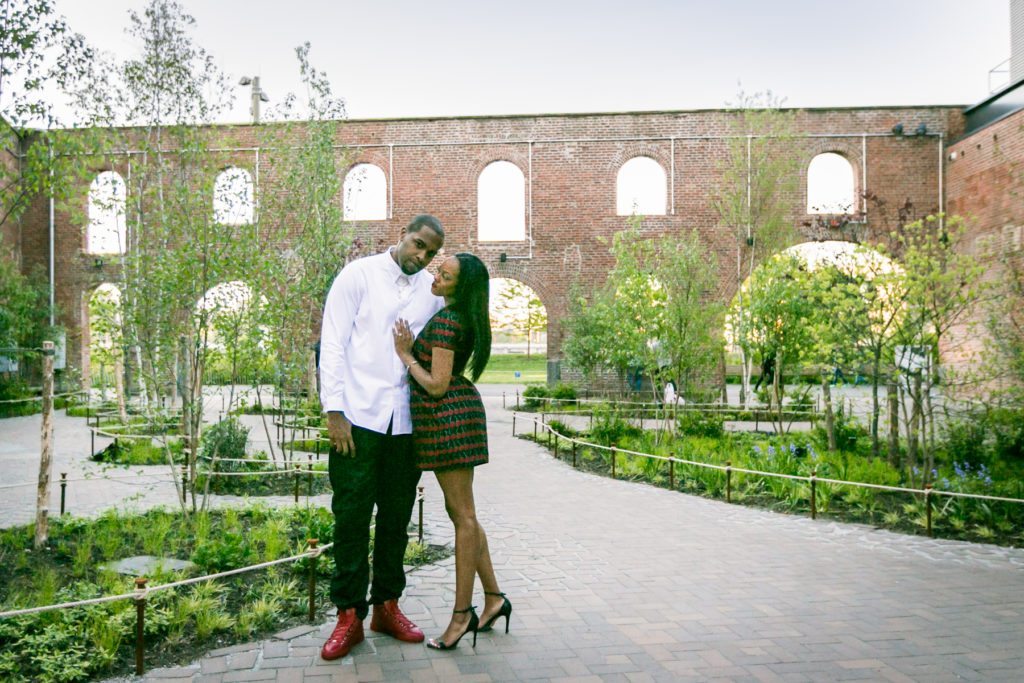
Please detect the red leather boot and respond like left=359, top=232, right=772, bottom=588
left=320, top=608, right=364, bottom=660
left=370, top=599, right=425, bottom=643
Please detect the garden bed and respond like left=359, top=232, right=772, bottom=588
left=526, top=414, right=1024, bottom=548
left=0, top=505, right=447, bottom=682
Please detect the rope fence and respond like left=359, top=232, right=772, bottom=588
left=515, top=412, right=1024, bottom=536
left=0, top=538, right=333, bottom=675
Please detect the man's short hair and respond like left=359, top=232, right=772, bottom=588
left=407, top=214, right=444, bottom=239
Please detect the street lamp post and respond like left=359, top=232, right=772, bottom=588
left=239, top=76, right=270, bottom=124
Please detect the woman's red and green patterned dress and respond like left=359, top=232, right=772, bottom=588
left=409, top=307, right=489, bottom=471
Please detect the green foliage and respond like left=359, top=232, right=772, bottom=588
left=526, top=403, right=1024, bottom=546
left=199, top=417, right=250, bottom=462
left=521, top=384, right=549, bottom=409
left=677, top=412, right=724, bottom=438
left=588, top=405, right=642, bottom=445
left=491, top=279, right=547, bottom=357
left=0, top=261, right=56, bottom=353
left=563, top=223, right=724, bottom=398
left=0, top=504, right=447, bottom=679
left=813, top=404, right=867, bottom=453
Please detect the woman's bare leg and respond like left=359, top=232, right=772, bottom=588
left=434, top=468, right=480, bottom=645
left=474, top=520, right=506, bottom=624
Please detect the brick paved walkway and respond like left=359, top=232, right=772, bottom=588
left=6, top=390, right=1024, bottom=682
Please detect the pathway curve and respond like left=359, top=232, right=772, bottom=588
left=99, top=387, right=1024, bottom=682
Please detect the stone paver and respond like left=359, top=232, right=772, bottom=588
left=5, top=386, right=1023, bottom=681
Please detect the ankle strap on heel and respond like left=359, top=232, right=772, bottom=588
left=484, top=591, right=506, bottom=597
left=453, top=605, right=476, bottom=614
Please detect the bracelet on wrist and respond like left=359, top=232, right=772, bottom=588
left=406, top=360, right=419, bottom=369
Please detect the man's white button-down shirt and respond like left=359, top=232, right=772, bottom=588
left=319, top=249, right=443, bottom=435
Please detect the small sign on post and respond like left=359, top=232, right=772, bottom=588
left=514, top=371, right=521, bottom=379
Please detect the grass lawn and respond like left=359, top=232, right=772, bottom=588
left=479, top=354, right=547, bottom=384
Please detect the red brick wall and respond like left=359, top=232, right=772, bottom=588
left=946, top=109, right=1024, bottom=389
left=15, top=106, right=967, bottom=378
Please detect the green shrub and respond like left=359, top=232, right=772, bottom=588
left=589, top=405, right=641, bottom=445
left=550, top=383, right=577, bottom=406
left=943, top=417, right=990, bottom=467
left=989, top=407, right=1024, bottom=462
left=677, top=411, right=724, bottom=438
left=91, top=438, right=183, bottom=466
left=521, top=384, right=549, bottom=409
left=200, top=418, right=249, bottom=462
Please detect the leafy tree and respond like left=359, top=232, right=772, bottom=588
left=562, top=283, right=616, bottom=386
left=0, top=258, right=52, bottom=351
left=711, top=89, right=800, bottom=406
left=730, top=252, right=817, bottom=431
left=253, top=42, right=353, bottom=435
left=87, top=284, right=128, bottom=422
left=59, top=0, right=239, bottom=512
left=562, top=219, right=723, bottom=405
left=890, top=215, right=988, bottom=479
left=0, top=0, right=95, bottom=228
left=491, top=279, right=547, bottom=358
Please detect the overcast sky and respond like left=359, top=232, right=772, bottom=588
left=57, top=0, right=1011, bottom=124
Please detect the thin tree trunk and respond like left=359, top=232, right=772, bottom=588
left=114, top=352, right=128, bottom=424
left=34, top=341, right=55, bottom=549
left=924, top=379, right=935, bottom=481
left=773, top=355, right=783, bottom=434
left=821, top=377, right=836, bottom=452
left=887, top=382, right=900, bottom=467
left=719, top=349, right=728, bottom=404
left=870, top=351, right=882, bottom=459
left=908, top=374, right=922, bottom=483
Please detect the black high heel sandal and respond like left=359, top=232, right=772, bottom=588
left=426, top=606, right=478, bottom=650
left=478, top=591, right=513, bottom=633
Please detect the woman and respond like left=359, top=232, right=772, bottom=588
left=393, top=253, right=512, bottom=650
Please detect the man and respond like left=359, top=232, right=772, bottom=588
left=318, top=214, right=445, bottom=661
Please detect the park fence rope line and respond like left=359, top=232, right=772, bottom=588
left=0, top=539, right=334, bottom=675
left=516, top=412, right=1024, bottom=530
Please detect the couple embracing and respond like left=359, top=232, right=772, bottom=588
left=318, top=214, right=511, bottom=660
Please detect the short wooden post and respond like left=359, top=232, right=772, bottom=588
left=134, top=577, right=148, bottom=674
left=924, top=485, right=933, bottom=538
left=417, top=485, right=425, bottom=544
left=502, top=392, right=506, bottom=409
left=180, top=465, right=188, bottom=507
left=572, top=440, right=577, bottom=467
left=611, top=444, right=617, bottom=479
left=725, top=460, right=732, bottom=503
left=307, top=539, right=319, bottom=621
left=669, top=456, right=675, bottom=490
left=810, top=468, right=818, bottom=520
left=307, top=454, right=313, bottom=498
left=293, top=464, right=301, bottom=503
left=512, top=413, right=517, bottom=436
left=60, top=472, right=67, bottom=515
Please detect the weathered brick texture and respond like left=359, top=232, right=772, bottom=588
left=10, top=105, right=993, bottom=380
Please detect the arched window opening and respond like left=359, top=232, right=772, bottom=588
left=478, top=161, right=526, bottom=242
left=213, top=167, right=255, bottom=225
left=807, top=153, right=855, bottom=214
left=343, top=163, right=387, bottom=221
left=87, top=172, right=127, bottom=254
left=616, top=156, right=667, bottom=216
left=489, top=278, right=547, bottom=357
